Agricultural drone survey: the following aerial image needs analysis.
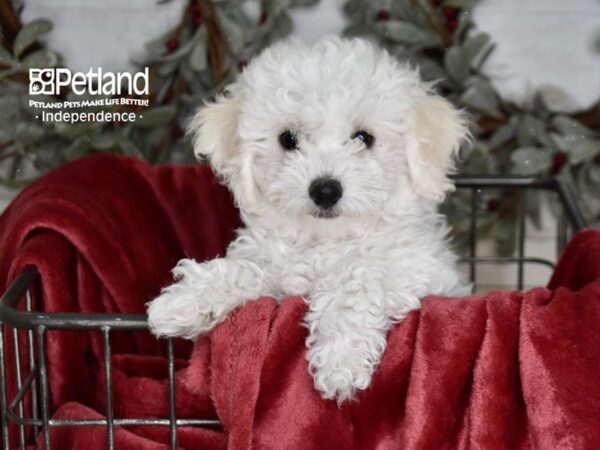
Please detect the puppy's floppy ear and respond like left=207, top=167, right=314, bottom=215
left=406, top=94, right=468, bottom=202
left=188, top=87, right=259, bottom=211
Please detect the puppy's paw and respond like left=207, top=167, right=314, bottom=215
left=307, top=340, right=376, bottom=405
left=312, top=364, right=372, bottom=405
left=147, top=287, right=217, bottom=340
left=147, top=260, right=231, bottom=340
left=305, top=279, right=389, bottom=405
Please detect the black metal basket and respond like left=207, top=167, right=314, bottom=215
left=0, top=175, right=586, bottom=450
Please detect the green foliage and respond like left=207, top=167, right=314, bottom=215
left=0, top=0, right=598, bottom=257
left=0, top=0, right=304, bottom=178
left=343, top=0, right=600, bottom=254
left=13, top=19, right=53, bottom=57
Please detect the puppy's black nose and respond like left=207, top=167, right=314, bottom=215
left=309, top=177, right=343, bottom=209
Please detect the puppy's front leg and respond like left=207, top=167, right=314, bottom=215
left=305, top=266, right=392, bottom=404
left=147, top=258, right=267, bottom=340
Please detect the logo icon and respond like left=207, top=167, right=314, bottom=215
left=29, top=69, right=56, bottom=95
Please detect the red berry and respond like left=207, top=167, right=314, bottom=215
left=594, top=152, right=600, bottom=165
left=165, top=38, right=178, bottom=53
left=376, top=10, right=391, bottom=21
left=259, top=12, right=268, bottom=24
left=487, top=198, right=501, bottom=212
left=192, top=11, right=202, bottom=27
left=170, top=126, right=183, bottom=139
left=551, top=152, right=568, bottom=174
left=447, top=18, right=458, bottom=31
left=443, top=6, right=458, bottom=19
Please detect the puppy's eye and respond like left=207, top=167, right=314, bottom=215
left=351, top=130, right=375, bottom=149
left=278, top=130, right=299, bottom=151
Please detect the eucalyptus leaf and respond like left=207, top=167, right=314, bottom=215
left=568, top=139, right=600, bottom=165
left=54, top=122, right=98, bottom=140
left=549, top=133, right=569, bottom=152
left=13, top=19, right=53, bottom=57
left=392, top=0, right=428, bottom=25
left=510, top=147, right=553, bottom=175
left=379, top=21, right=438, bottom=46
left=444, top=46, right=470, bottom=83
left=119, top=124, right=134, bottom=139
left=20, top=49, right=59, bottom=69
left=0, top=46, right=15, bottom=65
left=343, top=25, right=370, bottom=38
left=118, top=138, right=143, bottom=156
left=64, top=137, right=91, bottom=160
left=445, top=0, right=476, bottom=8
left=90, top=132, right=117, bottom=150
left=272, top=12, right=294, bottom=37
left=179, top=59, right=200, bottom=87
left=589, top=164, right=600, bottom=185
left=531, top=93, right=550, bottom=119
left=9, top=154, right=23, bottom=180
left=33, top=145, right=62, bottom=171
left=463, top=33, right=492, bottom=67
left=13, top=122, right=44, bottom=144
left=551, top=115, right=596, bottom=137
left=488, top=121, right=516, bottom=149
left=189, top=41, right=208, bottom=72
left=459, top=79, right=502, bottom=118
left=556, top=166, right=577, bottom=190
left=453, top=11, right=473, bottom=44
left=265, top=0, right=291, bottom=18
left=158, top=30, right=200, bottom=63
left=135, top=104, right=177, bottom=128
left=218, top=15, right=243, bottom=54
left=415, top=58, right=447, bottom=82
left=291, top=0, right=319, bottom=6
left=343, top=0, right=366, bottom=20
left=158, top=60, right=179, bottom=76
left=517, top=115, right=547, bottom=146
left=496, top=216, right=517, bottom=256
left=156, top=78, right=174, bottom=104
left=0, top=96, right=22, bottom=121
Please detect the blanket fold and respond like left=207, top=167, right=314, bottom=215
left=0, top=154, right=598, bottom=449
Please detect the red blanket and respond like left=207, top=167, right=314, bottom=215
left=1, top=154, right=599, bottom=449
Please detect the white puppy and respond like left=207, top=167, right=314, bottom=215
left=147, top=36, right=469, bottom=403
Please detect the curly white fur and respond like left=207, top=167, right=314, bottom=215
left=147, top=36, right=470, bottom=404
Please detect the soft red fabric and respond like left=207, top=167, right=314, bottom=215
left=1, top=154, right=599, bottom=449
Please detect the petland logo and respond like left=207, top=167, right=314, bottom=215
left=28, top=68, right=150, bottom=123
left=29, top=67, right=149, bottom=96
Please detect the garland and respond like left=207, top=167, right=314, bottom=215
left=0, top=0, right=598, bottom=255
left=343, top=0, right=600, bottom=253
left=0, top=0, right=311, bottom=183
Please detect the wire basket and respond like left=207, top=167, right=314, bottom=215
left=0, top=175, right=586, bottom=450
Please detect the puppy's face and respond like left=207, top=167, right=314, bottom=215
left=190, top=37, right=467, bottom=233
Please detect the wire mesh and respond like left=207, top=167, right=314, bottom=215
left=0, top=176, right=586, bottom=449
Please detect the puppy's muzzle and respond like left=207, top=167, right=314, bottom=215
left=309, top=176, right=343, bottom=211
